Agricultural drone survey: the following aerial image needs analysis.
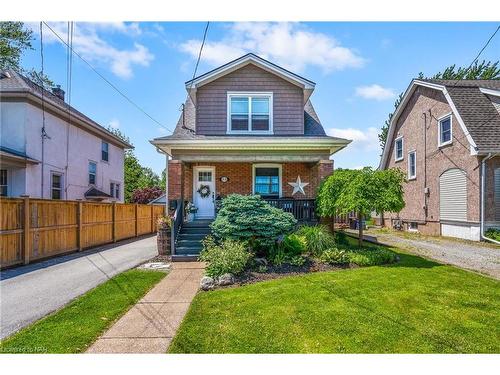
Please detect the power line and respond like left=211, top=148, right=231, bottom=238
left=42, top=22, right=174, bottom=134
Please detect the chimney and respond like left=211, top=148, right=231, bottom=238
left=52, top=85, right=65, bottom=101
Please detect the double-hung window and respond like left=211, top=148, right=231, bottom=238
left=228, top=93, right=272, bottom=134
left=51, top=173, right=62, bottom=199
left=110, top=182, right=120, bottom=199
left=253, top=166, right=280, bottom=198
left=101, top=141, right=109, bottom=162
left=0, top=169, right=7, bottom=196
left=408, top=151, right=416, bottom=180
left=395, top=137, right=404, bottom=161
left=438, top=115, right=452, bottom=147
left=88, top=162, right=97, bottom=185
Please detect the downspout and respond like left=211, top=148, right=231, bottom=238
left=481, top=153, right=500, bottom=245
left=422, top=112, right=428, bottom=219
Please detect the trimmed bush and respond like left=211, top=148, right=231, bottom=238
left=347, top=247, right=398, bottom=266
left=211, top=195, right=297, bottom=250
left=296, top=225, right=336, bottom=256
left=280, top=234, right=307, bottom=256
left=485, top=228, right=500, bottom=241
left=200, top=236, right=253, bottom=278
left=319, top=247, right=349, bottom=265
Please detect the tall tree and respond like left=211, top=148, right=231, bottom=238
left=378, top=60, right=500, bottom=153
left=318, top=167, right=405, bottom=246
left=0, top=21, right=33, bottom=71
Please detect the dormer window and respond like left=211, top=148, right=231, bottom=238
left=227, top=92, right=273, bottom=134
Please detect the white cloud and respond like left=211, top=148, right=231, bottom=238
left=40, top=22, right=153, bottom=79
left=327, top=126, right=380, bottom=152
left=108, top=119, right=120, bottom=129
left=180, top=22, right=365, bottom=73
left=355, top=84, right=395, bottom=101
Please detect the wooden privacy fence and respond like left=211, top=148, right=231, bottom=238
left=0, top=197, right=165, bottom=268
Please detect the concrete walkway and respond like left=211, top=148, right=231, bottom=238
left=1, top=235, right=158, bottom=339
left=87, top=262, right=205, bottom=353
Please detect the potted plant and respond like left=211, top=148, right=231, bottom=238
left=185, top=202, right=198, bottom=222
left=157, top=216, right=172, bottom=255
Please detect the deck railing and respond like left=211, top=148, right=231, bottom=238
left=171, top=199, right=183, bottom=255
left=264, top=198, right=317, bottom=222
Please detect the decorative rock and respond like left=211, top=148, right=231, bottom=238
left=254, top=257, right=268, bottom=267
left=200, top=276, right=215, bottom=290
left=137, top=262, right=171, bottom=272
left=217, top=273, right=235, bottom=286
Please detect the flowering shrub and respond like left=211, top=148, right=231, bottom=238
left=157, top=216, right=172, bottom=228
left=131, top=186, right=164, bottom=204
left=200, top=236, right=253, bottom=278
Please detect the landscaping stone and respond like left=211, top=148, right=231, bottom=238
left=200, top=276, right=216, bottom=290
left=137, top=262, right=171, bottom=272
left=217, top=273, right=235, bottom=286
left=254, top=257, right=268, bottom=267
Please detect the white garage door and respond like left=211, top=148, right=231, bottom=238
left=440, top=168, right=467, bottom=221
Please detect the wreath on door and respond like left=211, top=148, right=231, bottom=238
left=197, top=184, right=211, bottom=198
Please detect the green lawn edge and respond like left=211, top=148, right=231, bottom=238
left=0, top=269, right=166, bottom=354
left=168, top=244, right=500, bottom=354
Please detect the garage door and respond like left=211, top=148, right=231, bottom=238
left=439, top=168, right=467, bottom=221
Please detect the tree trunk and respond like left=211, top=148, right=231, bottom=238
left=358, top=211, right=363, bottom=247
left=331, top=209, right=335, bottom=235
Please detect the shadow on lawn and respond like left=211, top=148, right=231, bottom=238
left=387, top=251, right=443, bottom=269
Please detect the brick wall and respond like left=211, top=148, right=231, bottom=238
left=174, top=161, right=331, bottom=201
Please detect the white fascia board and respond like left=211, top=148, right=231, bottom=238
left=185, top=55, right=316, bottom=91
left=479, top=87, right=500, bottom=97
left=379, top=79, right=477, bottom=170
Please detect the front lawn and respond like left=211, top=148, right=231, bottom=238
left=169, top=249, right=500, bottom=353
left=0, top=269, right=166, bottom=353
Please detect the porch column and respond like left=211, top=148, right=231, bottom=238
left=165, top=155, right=169, bottom=215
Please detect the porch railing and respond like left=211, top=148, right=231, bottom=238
left=171, top=199, right=183, bottom=255
left=265, top=198, right=317, bottom=222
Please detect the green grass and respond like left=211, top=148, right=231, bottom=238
left=0, top=269, right=166, bottom=353
left=169, top=248, right=500, bottom=353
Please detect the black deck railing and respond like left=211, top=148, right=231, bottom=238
left=171, top=199, right=183, bottom=255
left=265, top=198, right=317, bottom=222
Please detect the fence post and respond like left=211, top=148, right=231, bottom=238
left=77, top=200, right=83, bottom=251
left=150, top=205, right=154, bottom=233
left=112, top=201, right=117, bottom=242
left=21, top=195, right=31, bottom=265
left=135, top=203, right=139, bottom=237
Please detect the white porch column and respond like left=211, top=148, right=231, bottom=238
left=165, top=155, right=169, bottom=214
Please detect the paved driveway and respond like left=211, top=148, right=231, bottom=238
left=360, top=230, right=500, bottom=279
left=0, top=235, right=157, bottom=339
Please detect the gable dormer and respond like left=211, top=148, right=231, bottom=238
left=185, top=54, right=316, bottom=136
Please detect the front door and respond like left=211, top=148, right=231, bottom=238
left=193, top=167, right=215, bottom=219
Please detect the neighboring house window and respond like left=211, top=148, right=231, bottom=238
left=408, top=151, right=416, bottom=180
left=253, top=165, right=281, bottom=198
left=110, top=182, right=120, bottom=199
left=227, top=93, right=273, bottom=134
left=438, top=115, right=452, bottom=146
left=395, top=137, right=403, bottom=161
left=51, top=173, right=62, bottom=199
left=0, top=169, right=7, bottom=196
left=101, top=141, right=109, bottom=162
left=408, top=222, right=418, bottom=231
left=88, top=162, right=97, bottom=185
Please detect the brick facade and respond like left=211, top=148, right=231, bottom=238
left=168, top=160, right=333, bottom=202
left=383, top=85, right=483, bottom=236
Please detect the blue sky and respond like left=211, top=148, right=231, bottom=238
left=22, top=22, right=500, bottom=174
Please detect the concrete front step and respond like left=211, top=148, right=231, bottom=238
left=172, top=255, right=200, bottom=262
left=181, top=228, right=211, bottom=235
left=175, top=246, right=202, bottom=255
left=176, top=239, right=203, bottom=247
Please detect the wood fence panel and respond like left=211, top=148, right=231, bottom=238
left=1, top=198, right=163, bottom=268
left=115, top=204, right=136, bottom=241
left=137, top=205, right=152, bottom=235
left=0, top=198, right=23, bottom=266
left=82, top=203, right=113, bottom=248
left=29, top=200, right=78, bottom=260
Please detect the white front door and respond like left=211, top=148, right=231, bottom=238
left=193, top=167, right=215, bottom=218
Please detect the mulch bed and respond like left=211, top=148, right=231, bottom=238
left=228, top=258, right=358, bottom=288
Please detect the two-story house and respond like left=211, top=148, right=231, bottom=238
left=0, top=69, right=133, bottom=202
left=379, top=79, right=500, bottom=242
left=150, top=54, right=350, bottom=256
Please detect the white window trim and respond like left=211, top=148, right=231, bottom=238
left=101, top=141, right=109, bottom=163
left=0, top=169, right=9, bottom=197
left=394, top=136, right=404, bottom=162
left=110, top=180, right=121, bottom=200
left=88, top=160, right=97, bottom=186
left=227, top=92, right=273, bottom=135
left=407, top=150, right=417, bottom=180
left=438, top=113, right=453, bottom=147
left=50, top=171, right=64, bottom=199
left=252, top=163, right=282, bottom=198
left=408, top=222, right=419, bottom=232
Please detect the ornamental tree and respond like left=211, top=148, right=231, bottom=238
left=317, top=167, right=405, bottom=247
left=131, top=186, right=164, bottom=204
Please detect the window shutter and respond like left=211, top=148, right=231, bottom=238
left=439, top=169, right=467, bottom=221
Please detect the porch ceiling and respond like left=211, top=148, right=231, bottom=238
left=169, top=149, right=332, bottom=162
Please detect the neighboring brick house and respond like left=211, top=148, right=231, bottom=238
left=151, top=54, right=350, bottom=221
left=379, top=79, right=500, bottom=241
left=0, top=69, right=133, bottom=202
